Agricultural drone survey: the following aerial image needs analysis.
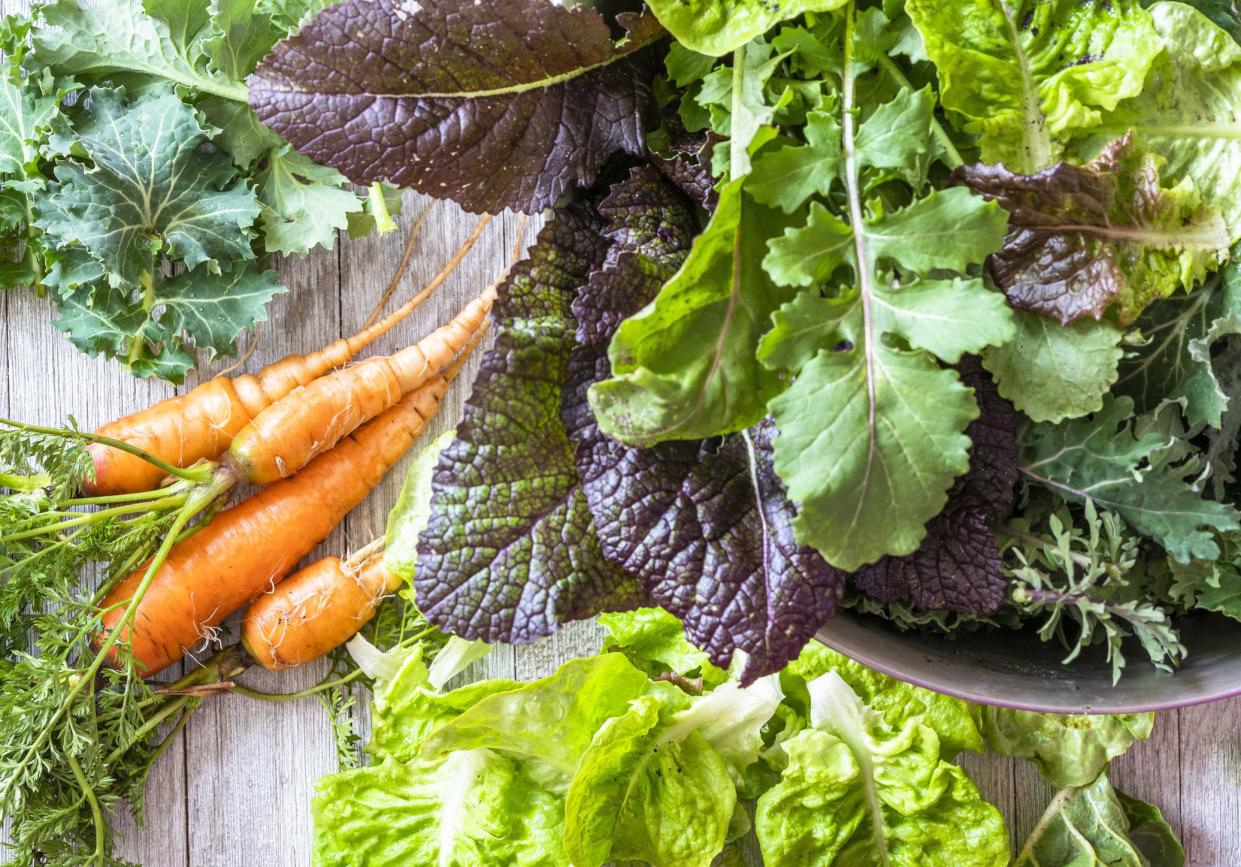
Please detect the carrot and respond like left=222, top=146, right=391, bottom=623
left=84, top=214, right=491, bottom=497
left=241, top=546, right=399, bottom=670
left=97, top=326, right=484, bottom=677
left=227, top=281, right=498, bottom=485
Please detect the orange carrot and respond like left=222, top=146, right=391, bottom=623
left=241, top=549, right=399, bottom=670
left=84, top=215, right=490, bottom=496
left=227, top=282, right=497, bottom=485
left=97, top=350, right=474, bottom=677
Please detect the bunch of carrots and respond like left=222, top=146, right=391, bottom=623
left=81, top=212, right=507, bottom=679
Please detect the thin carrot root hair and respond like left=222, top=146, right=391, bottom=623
left=83, top=213, right=491, bottom=497
left=364, top=199, right=437, bottom=327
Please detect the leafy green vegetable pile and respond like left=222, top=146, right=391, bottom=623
left=313, top=606, right=1179, bottom=866
left=252, top=0, right=1241, bottom=682
left=0, top=0, right=398, bottom=380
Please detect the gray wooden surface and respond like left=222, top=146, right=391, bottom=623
left=3, top=188, right=1241, bottom=864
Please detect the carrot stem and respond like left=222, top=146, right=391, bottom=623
left=233, top=667, right=365, bottom=703
left=66, top=751, right=105, bottom=867
left=0, top=468, right=234, bottom=802
left=0, top=418, right=211, bottom=482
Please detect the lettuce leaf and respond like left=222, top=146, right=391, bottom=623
left=755, top=671, right=1008, bottom=866
left=645, top=0, right=848, bottom=57
left=590, top=178, right=795, bottom=444
left=1080, top=2, right=1241, bottom=236
left=314, top=646, right=563, bottom=867
left=907, top=0, right=1161, bottom=172
left=953, top=133, right=1228, bottom=325
left=563, top=696, right=736, bottom=867
left=980, top=708, right=1154, bottom=788
left=1016, top=773, right=1183, bottom=867
left=250, top=0, right=664, bottom=213
left=314, top=752, right=569, bottom=867
left=785, top=642, right=985, bottom=758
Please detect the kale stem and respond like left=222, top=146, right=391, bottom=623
left=0, top=418, right=216, bottom=482
left=876, top=54, right=964, bottom=169
left=233, top=668, right=365, bottom=703
left=66, top=751, right=105, bottom=867
left=0, top=470, right=235, bottom=806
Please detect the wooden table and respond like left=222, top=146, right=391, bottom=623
left=3, top=190, right=1239, bottom=865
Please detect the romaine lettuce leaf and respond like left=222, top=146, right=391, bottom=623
left=314, top=751, right=568, bottom=867
left=563, top=696, right=736, bottom=867
left=980, top=708, right=1154, bottom=788
left=1016, top=773, right=1183, bottom=867
left=419, top=653, right=653, bottom=777
left=1080, top=2, right=1241, bottom=236
left=907, top=0, right=1161, bottom=172
left=645, top=0, right=848, bottom=57
left=755, top=671, right=1008, bottom=866
left=786, top=643, right=984, bottom=758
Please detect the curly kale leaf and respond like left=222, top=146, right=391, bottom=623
left=1019, top=396, right=1241, bottom=562
left=250, top=0, right=664, bottom=214
left=53, top=262, right=284, bottom=381
left=853, top=358, right=1018, bottom=614
left=414, top=206, right=647, bottom=644
left=952, top=133, right=1229, bottom=326
left=565, top=168, right=844, bottom=683
left=35, top=87, right=260, bottom=285
left=31, top=86, right=284, bottom=379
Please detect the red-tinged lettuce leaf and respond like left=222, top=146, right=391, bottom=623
left=249, top=0, right=665, bottom=214
left=853, top=358, right=1018, bottom=613
left=951, top=133, right=1229, bottom=325
left=414, top=206, right=647, bottom=643
left=562, top=167, right=845, bottom=683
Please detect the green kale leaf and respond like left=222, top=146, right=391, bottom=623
left=1019, top=396, right=1241, bottom=561
left=36, top=86, right=260, bottom=285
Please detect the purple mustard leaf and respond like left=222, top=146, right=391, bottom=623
left=414, top=203, right=647, bottom=643
left=563, top=167, right=845, bottom=683
left=249, top=0, right=665, bottom=213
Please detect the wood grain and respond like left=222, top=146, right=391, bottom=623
left=0, top=16, right=1239, bottom=856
